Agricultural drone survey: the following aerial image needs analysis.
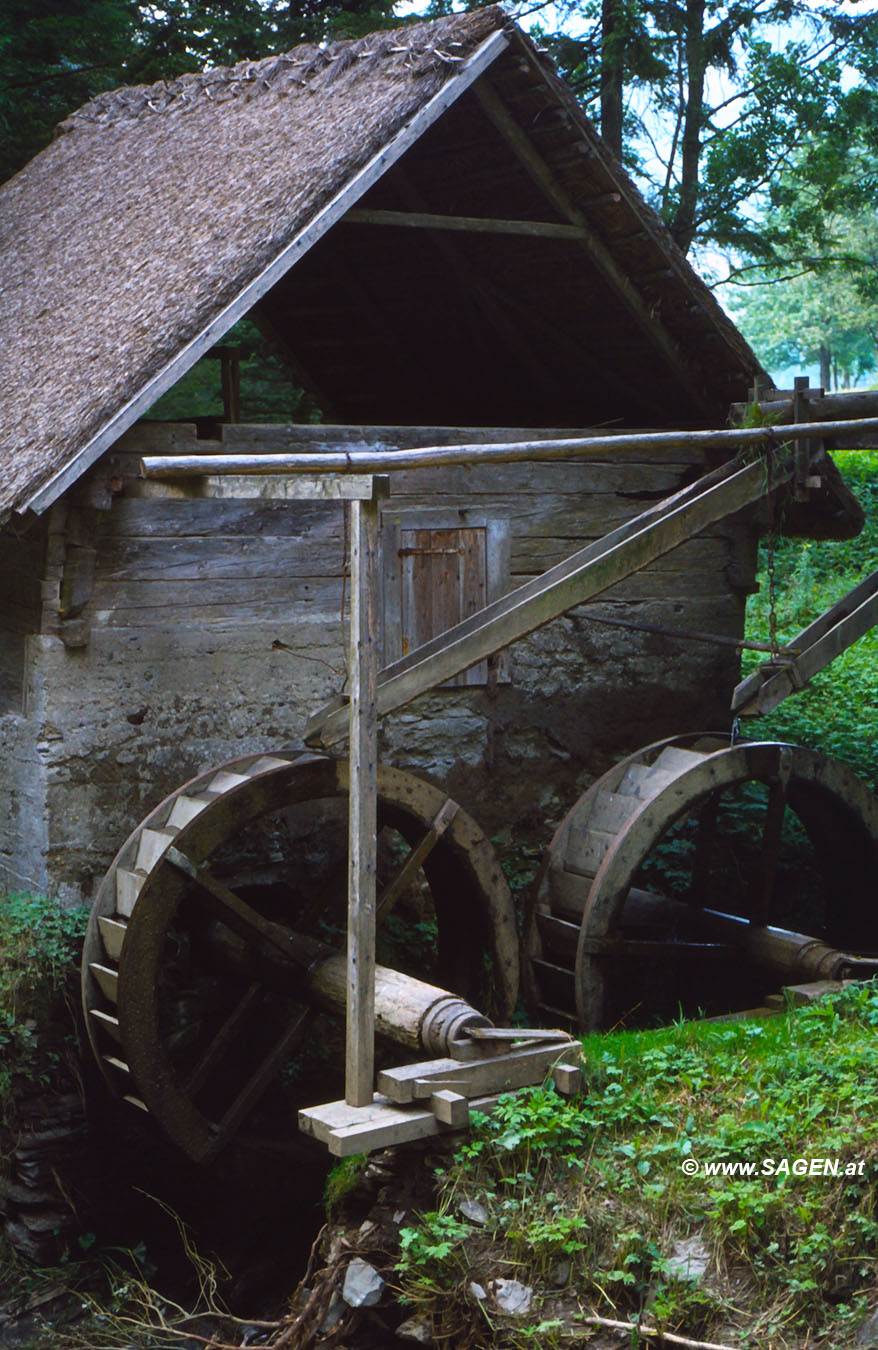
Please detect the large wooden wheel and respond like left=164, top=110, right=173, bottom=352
left=527, top=735, right=878, bottom=1031
left=83, top=751, right=517, bottom=1162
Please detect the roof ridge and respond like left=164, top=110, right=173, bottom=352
left=56, top=8, right=510, bottom=134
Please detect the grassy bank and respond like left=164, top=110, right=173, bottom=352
left=395, top=986, right=878, bottom=1348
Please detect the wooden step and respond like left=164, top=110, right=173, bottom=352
left=247, top=755, right=292, bottom=776
left=206, top=770, right=251, bottom=794
left=652, top=745, right=708, bottom=774
left=89, top=1008, right=122, bottom=1044
left=103, top=1055, right=132, bottom=1078
left=135, top=827, right=178, bottom=873
left=588, top=789, right=641, bottom=834
left=530, top=957, right=576, bottom=986
left=115, top=866, right=147, bottom=916
left=90, top=963, right=119, bottom=1002
left=547, top=866, right=590, bottom=920
left=167, top=793, right=214, bottom=829
left=564, top=824, right=617, bottom=879
left=618, top=762, right=679, bottom=799
left=98, top=916, right=127, bottom=961
left=536, top=912, right=580, bottom=959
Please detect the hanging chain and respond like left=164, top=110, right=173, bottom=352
left=763, top=438, right=780, bottom=659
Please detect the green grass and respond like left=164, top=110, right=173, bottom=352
left=395, top=986, right=878, bottom=1347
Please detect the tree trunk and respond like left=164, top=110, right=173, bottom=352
left=669, top=0, right=707, bottom=254
left=600, top=0, right=624, bottom=160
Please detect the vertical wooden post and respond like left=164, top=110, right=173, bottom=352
left=346, top=486, right=380, bottom=1107
left=793, top=374, right=811, bottom=502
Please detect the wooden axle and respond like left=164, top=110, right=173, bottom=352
left=562, top=889, right=877, bottom=984
left=188, top=901, right=493, bottom=1057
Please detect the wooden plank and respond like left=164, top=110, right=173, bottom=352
left=733, top=568, right=878, bottom=715
left=376, top=799, right=458, bottom=924
left=377, top=1041, right=578, bottom=1103
left=346, top=495, right=379, bottom=1108
left=133, top=474, right=387, bottom=502
left=307, top=449, right=796, bottom=745
left=343, top=207, right=591, bottom=239
left=21, top=28, right=511, bottom=517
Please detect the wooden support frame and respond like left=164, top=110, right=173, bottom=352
left=140, top=415, right=878, bottom=479
left=470, top=76, right=715, bottom=420
left=306, top=448, right=798, bottom=746
left=732, top=568, right=878, bottom=716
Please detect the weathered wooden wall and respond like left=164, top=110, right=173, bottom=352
left=0, top=421, right=759, bottom=905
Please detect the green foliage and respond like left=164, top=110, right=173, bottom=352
left=0, top=894, right=88, bottom=1118
left=323, top=1154, right=368, bottom=1216
left=396, top=993, right=878, bottom=1344
left=145, top=320, right=321, bottom=425
left=539, top=0, right=878, bottom=255
left=741, top=450, right=878, bottom=785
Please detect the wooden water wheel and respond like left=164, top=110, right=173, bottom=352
left=82, top=751, right=518, bottom=1162
left=526, top=735, right=878, bottom=1031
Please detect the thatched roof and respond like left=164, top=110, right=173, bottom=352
left=0, top=7, right=766, bottom=520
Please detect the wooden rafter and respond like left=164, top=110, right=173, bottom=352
left=470, top=77, right=715, bottom=420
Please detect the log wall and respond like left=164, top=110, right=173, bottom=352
left=4, top=421, right=759, bottom=905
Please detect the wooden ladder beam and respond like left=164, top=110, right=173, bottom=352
left=307, top=448, right=796, bottom=747
left=732, top=568, right=878, bottom=716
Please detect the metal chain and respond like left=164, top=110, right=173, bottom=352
left=764, top=439, right=780, bottom=658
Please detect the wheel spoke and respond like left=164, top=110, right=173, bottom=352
left=689, top=792, right=720, bottom=909
left=205, top=1007, right=313, bottom=1158
left=165, top=846, right=315, bottom=966
left=185, top=982, right=262, bottom=1097
left=376, top=799, right=459, bottom=925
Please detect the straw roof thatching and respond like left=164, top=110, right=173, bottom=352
left=0, top=6, right=766, bottom=521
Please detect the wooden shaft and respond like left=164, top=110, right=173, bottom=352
left=307, top=956, right=487, bottom=1052
left=140, top=416, right=878, bottom=478
left=574, top=890, right=865, bottom=982
left=346, top=496, right=379, bottom=1106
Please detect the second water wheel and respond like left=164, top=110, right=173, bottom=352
left=527, top=734, right=878, bottom=1031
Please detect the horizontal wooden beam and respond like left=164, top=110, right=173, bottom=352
left=342, top=207, right=589, bottom=240
left=732, top=568, right=878, bottom=716
left=306, top=448, right=797, bottom=746
left=140, top=417, right=878, bottom=479
left=131, top=473, right=390, bottom=501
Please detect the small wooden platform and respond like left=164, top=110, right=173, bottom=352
left=299, top=1041, right=584, bottom=1156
